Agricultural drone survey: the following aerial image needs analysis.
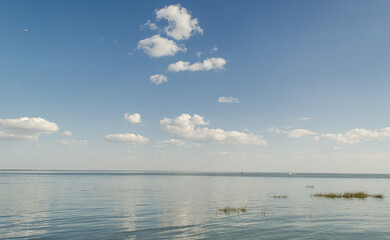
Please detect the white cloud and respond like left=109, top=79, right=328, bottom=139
left=61, top=130, right=72, bottom=136
left=160, top=113, right=267, bottom=145
left=155, top=4, right=203, bottom=40
left=0, top=117, right=59, bottom=141
left=168, top=58, right=226, bottom=72
left=196, top=51, right=202, bottom=58
left=137, top=34, right=186, bottom=57
left=57, top=140, right=88, bottom=146
left=267, top=127, right=315, bottom=138
left=218, top=96, right=239, bottom=103
left=124, top=113, right=142, bottom=124
left=211, top=46, right=218, bottom=51
left=150, top=74, right=168, bottom=84
left=267, top=127, right=285, bottom=134
left=140, top=20, right=158, bottom=30
left=102, top=133, right=149, bottom=144
left=287, top=129, right=316, bottom=138
left=315, top=127, right=390, bottom=144
left=300, top=117, right=310, bottom=121
left=156, top=138, right=186, bottom=147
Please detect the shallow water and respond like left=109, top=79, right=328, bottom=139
left=1, top=171, right=390, bottom=239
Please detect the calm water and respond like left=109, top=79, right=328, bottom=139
left=1, top=170, right=390, bottom=239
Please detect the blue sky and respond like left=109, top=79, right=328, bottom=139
left=1, top=0, right=390, bottom=172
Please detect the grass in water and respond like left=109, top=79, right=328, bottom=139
left=306, top=185, right=314, bottom=188
left=271, top=195, right=288, bottom=199
left=259, top=208, right=267, bottom=217
left=312, top=192, right=384, bottom=199
left=216, top=206, right=247, bottom=214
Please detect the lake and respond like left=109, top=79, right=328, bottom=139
left=1, top=171, right=390, bottom=239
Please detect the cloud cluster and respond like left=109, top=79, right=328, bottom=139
left=155, top=4, right=203, bottom=40
left=315, top=127, right=390, bottom=144
left=124, top=113, right=142, bottom=124
left=102, top=133, right=149, bottom=144
left=150, top=74, right=168, bottom=84
left=287, top=129, right=316, bottom=138
left=160, top=114, right=267, bottom=145
left=168, top=58, right=226, bottom=72
left=57, top=139, right=88, bottom=146
left=0, top=117, right=59, bottom=141
left=267, top=127, right=316, bottom=138
left=218, top=96, right=239, bottom=103
left=156, top=138, right=186, bottom=147
left=137, top=34, right=186, bottom=57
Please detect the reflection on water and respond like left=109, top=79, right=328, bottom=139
left=1, top=171, right=390, bottom=239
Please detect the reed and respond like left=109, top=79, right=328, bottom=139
left=216, top=206, right=247, bottom=214
left=271, top=195, right=288, bottom=199
left=312, top=192, right=384, bottom=199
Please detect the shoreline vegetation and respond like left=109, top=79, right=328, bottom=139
left=312, top=192, right=384, bottom=199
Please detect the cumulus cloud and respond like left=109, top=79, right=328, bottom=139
left=160, top=113, right=267, bottom=145
left=0, top=117, right=59, bottom=141
left=140, top=20, right=158, bottom=30
left=57, top=139, right=88, bottom=146
left=102, top=133, right=149, bottom=144
left=150, top=74, right=168, bottom=84
left=156, top=138, right=186, bottom=147
left=168, top=57, right=226, bottom=72
left=124, top=113, right=142, bottom=124
left=61, top=130, right=72, bottom=136
left=155, top=4, right=203, bottom=40
left=287, top=129, right=316, bottom=138
left=218, top=96, right=239, bottom=103
left=315, top=127, right=390, bottom=144
left=137, top=34, right=186, bottom=57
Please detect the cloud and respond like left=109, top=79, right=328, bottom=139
left=61, top=130, right=72, bottom=136
left=137, top=34, right=186, bottom=57
left=124, top=113, right=142, bottom=124
left=150, top=74, right=168, bottom=84
left=300, top=117, right=310, bottom=121
left=102, top=133, right=149, bottom=144
left=57, top=140, right=88, bottom=146
left=211, top=46, right=218, bottom=51
left=168, top=58, right=226, bottom=72
left=315, top=127, right=390, bottom=144
left=218, top=96, right=239, bottom=103
left=140, top=20, right=158, bottom=30
left=0, top=117, right=59, bottom=141
left=287, top=129, right=316, bottom=138
left=267, top=127, right=285, bottom=134
left=196, top=52, right=202, bottom=58
left=160, top=113, right=267, bottom=145
left=156, top=138, right=186, bottom=147
left=155, top=4, right=203, bottom=40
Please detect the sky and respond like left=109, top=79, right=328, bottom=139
left=1, top=0, right=390, bottom=173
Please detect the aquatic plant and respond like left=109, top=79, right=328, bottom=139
left=271, top=195, right=288, bottom=199
left=259, top=208, right=267, bottom=217
left=306, top=185, right=314, bottom=188
left=312, top=192, right=384, bottom=199
left=216, top=206, right=247, bottom=214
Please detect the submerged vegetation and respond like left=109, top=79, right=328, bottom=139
left=217, top=206, right=247, bottom=214
left=312, top=192, right=384, bottom=199
left=271, top=195, right=288, bottom=199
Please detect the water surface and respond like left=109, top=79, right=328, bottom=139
left=1, top=171, right=389, bottom=239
